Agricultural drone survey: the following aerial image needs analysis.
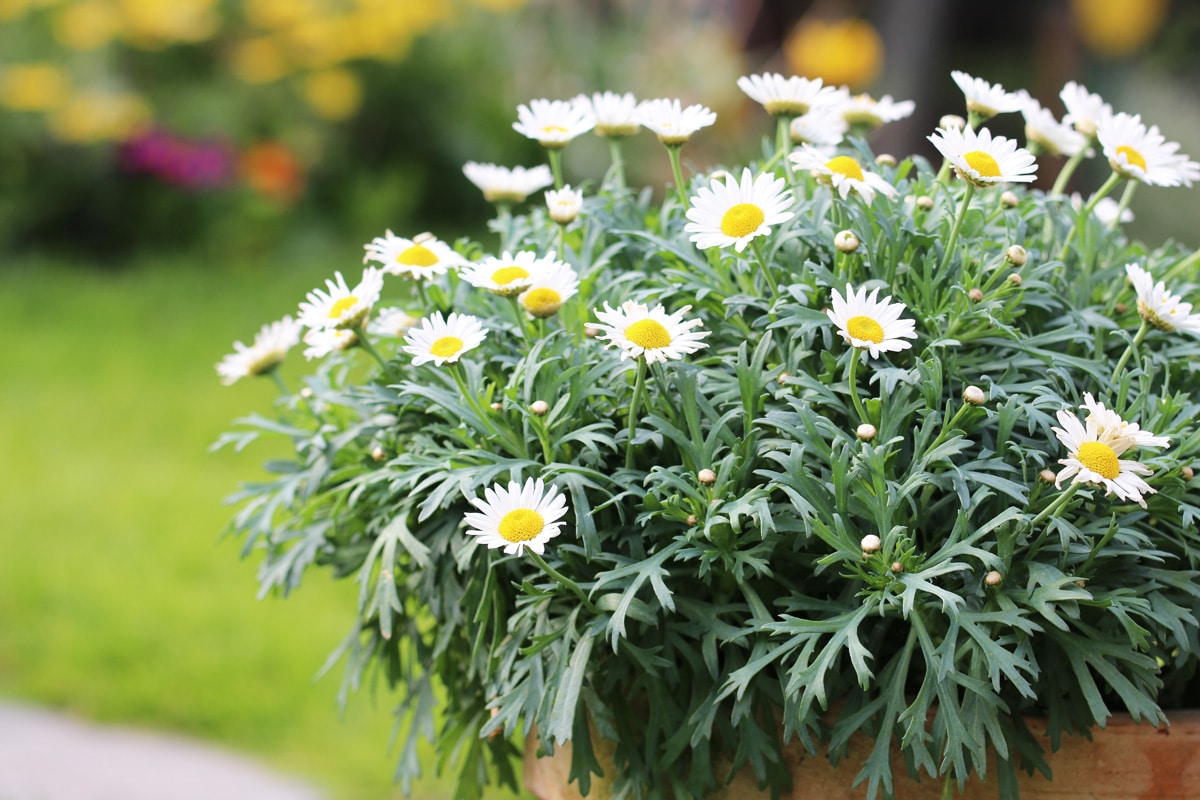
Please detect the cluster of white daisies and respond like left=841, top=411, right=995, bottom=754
left=219, top=70, right=1200, bottom=555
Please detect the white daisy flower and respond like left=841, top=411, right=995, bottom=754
left=928, top=125, right=1038, bottom=186
left=545, top=185, right=583, bottom=225
left=1125, top=263, right=1200, bottom=335
left=216, top=316, right=302, bottom=385
left=1060, top=81, right=1112, bottom=138
left=951, top=70, right=1025, bottom=119
left=460, top=251, right=552, bottom=297
left=519, top=263, right=579, bottom=319
left=296, top=268, right=384, bottom=331
left=1053, top=401, right=1168, bottom=508
left=635, top=98, right=717, bottom=146
left=401, top=311, right=488, bottom=367
left=736, top=72, right=839, bottom=117
left=1070, top=193, right=1134, bottom=225
left=1020, top=98, right=1088, bottom=157
left=592, top=300, right=711, bottom=364
left=512, top=98, right=595, bottom=149
left=462, top=161, right=554, bottom=204
left=1078, top=392, right=1172, bottom=451
left=1097, top=112, right=1200, bottom=187
left=362, top=230, right=465, bottom=280
left=463, top=477, right=570, bottom=556
left=683, top=167, right=795, bottom=252
left=789, top=107, right=847, bottom=147
left=826, top=283, right=918, bottom=359
left=369, top=307, right=419, bottom=338
left=302, top=327, right=358, bottom=361
left=789, top=146, right=897, bottom=204
left=833, top=91, right=916, bottom=130
left=573, top=91, right=639, bottom=138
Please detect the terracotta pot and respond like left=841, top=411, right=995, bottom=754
left=524, top=710, right=1200, bottom=799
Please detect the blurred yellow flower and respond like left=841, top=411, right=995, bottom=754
left=117, top=0, right=219, bottom=47
left=244, top=0, right=319, bottom=31
left=53, top=1, right=121, bottom=50
left=302, top=68, right=362, bottom=121
left=49, top=90, right=151, bottom=142
left=784, top=17, right=883, bottom=91
left=1071, top=0, right=1167, bottom=58
left=232, top=37, right=290, bottom=84
left=471, top=0, right=526, bottom=10
left=0, top=63, right=69, bottom=111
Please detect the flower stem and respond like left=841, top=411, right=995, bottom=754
left=937, top=182, right=976, bottom=276
left=1109, top=319, right=1150, bottom=388
left=607, top=139, right=626, bottom=191
left=547, top=148, right=564, bottom=190
left=1026, top=482, right=1082, bottom=554
left=665, top=144, right=689, bottom=208
left=1060, top=171, right=1122, bottom=261
left=525, top=549, right=597, bottom=613
left=1049, top=144, right=1090, bottom=197
left=269, top=369, right=291, bottom=396
left=353, top=327, right=392, bottom=376
left=845, top=348, right=870, bottom=425
left=776, top=115, right=794, bottom=181
left=1108, top=179, right=1137, bottom=231
left=625, top=358, right=648, bottom=469
left=751, top=237, right=781, bottom=301
left=494, top=202, right=512, bottom=253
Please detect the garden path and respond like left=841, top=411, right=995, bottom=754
left=0, top=702, right=325, bottom=800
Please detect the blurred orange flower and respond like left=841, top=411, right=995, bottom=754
left=240, top=141, right=304, bottom=204
left=783, top=17, right=883, bottom=91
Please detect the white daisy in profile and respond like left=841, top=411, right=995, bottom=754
left=302, top=327, right=357, bottom=361
left=826, top=283, right=918, bottom=359
left=1060, top=81, right=1112, bottom=138
left=216, top=316, right=302, bottom=384
left=463, top=477, right=570, bottom=556
left=296, top=268, right=384, bottom=331
left=368, top=307, right=419, bottom=338
left=592, top=300, right=711, bottom=364
left=1125, top=263, right=1200, bottom=335
left=519, top=263, right=579, bottom=319
left=789, top=146, right=897, bottom=204
left=460, top=251, right=550, bottom=297
left=736, top=72, right=838, bottom=117
left=684, top=167, right=794, bottom=252
left=789, top=107, right=847, bottom=147
left=635, top=98, right=717, bottom=146
left=1070, top=193, right=1134, bottom=225
left=463, top=161, right=554, bottom=204
left=928, top=125, right=1038, bottom=186
left=833, top=92, right=916, bottom=130
left=545, top=185, right=583, bottom=225
left=573, top=91, right=640, bottom=138
left=1053, top=401, right=1168, bottom=508
left=950, top=70, right=1024, bottom=119
left=1078, top=392, right=1172, bottom=451
left=512, top=98, right=595, bottom=149
left=402, top=312, right=488, bottom=367
left=1020, top=99, right=1088, bottom=157
left=1097, top=113, right=1200, bottom=187
left=362, top=230, right=465, bottom=280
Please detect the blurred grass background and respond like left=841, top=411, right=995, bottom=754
left=1, top=0, right=1198, bottom=798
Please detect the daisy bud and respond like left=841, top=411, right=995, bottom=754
left=1183, top=466, right=1195, bottom=481
left=835, top=230, right=860, bottom=253
left=709, top=169, right=732, bottom=183
left=1115, top=302, right=1128, bottom=314
left=1000, top=190, right=1019, bottom=208
left=1039, top=469, right=1057, bottom=483
left=698, top=468, right=717, bottom=485
left=968, top=288, right=984, bottom=302
left=545, top=185, right=583, bottom=225
left=300, top=387, right=314, bottom=399
left=686, top=514, right=698, bottom=526
left=984, top=570, right=1003, bottom=587
left=1007, top=273, right=1023, bottom=287
left=860, top=534, right=882, bottom=553
left=1075, top=579, right=1088, bottom=588
left=875, top=153, right=897, bottom=167
left=371, top=445, right=386, bottom=462
left=856, top=423, right=877, bottom=441
left=890, top=561, right=904, bottom=574
left=916, top=195, right=934, bottom=210
left=530, top=400, right=550, bottom=416
left=963, top=385, right=986, bottom=405
left=584, top=324, right=601, bottom=338
left=939, top=114, right=966, bottom=131
left=490, top=402, right=503, bottom=411
left=1006, top=245, right=1027, bottom=267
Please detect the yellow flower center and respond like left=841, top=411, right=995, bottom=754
left=396, top=244, right=438, bottom=267
left=491, top=266, right=530, bottom=286
left=430, top=336, right=463, bottom=358
left=826, top=155, right=865, bottom=181
left=719, top=203, right=765, bottom=238
left=328, top=296, right=358, bottom=320
left=1116, top=144, right=1147, bottom=172
left=963, top=150, right=1001, bottom=178
left=498, top=508, right=545, bottom=543
left=522, top=288, right=563, bottom=318
left=542, top=124, right=568, bottom=135
left=846, top=315, right=884, bottom=343
left=625, top=319, right=672, bottom=349
left=1077, top=441, right=1120, bottom=480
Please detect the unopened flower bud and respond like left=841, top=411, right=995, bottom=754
left=584, top=324, right=601, bottom=338
left=835, top=230, right=860, bottom=253
left=1115, top=302, right=1128, bottom=314
left=1183, top=466, right=1195, bottom=481
left=1000, top=191, right=1019, bottom=208
left=1075, top=579, right=1088, bottom=588
left=698, top=468, right=717, bottom=485
left=985, top=570, right=1003, bottom=587
left=963, top=385, right=986, bottom=406
left=299, top=387, right=314, bottom=399
left=371, top=445, right=386, bottom=462
left=856, top=423, right=877, bottom=441
left=710, top=170, right=732, bottom=184
left=490, top=402, right=503, bottom=411
left=890, top=561, right=904, bottom=574
left=968, top=288, right=984, bottom=302
left=1007, top=273, right=1023, bottom=287
left=916, top=195, right=934, bottom=210
left=860, top=534, right=882, bottom=553
left=545, top=185, right=583, bottom=225
left=939, top=114, right=966, bottom=131
left=686, top=514, right=698, bottom=526
left=1006, top=245, right=1027, bottom=267
left=874, top=153, right=896, bottom=167
left=530, top=400, right=549, bottom=416
left=1039, top=469, right=1057, bottom=484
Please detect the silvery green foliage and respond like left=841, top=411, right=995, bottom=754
left=219, top=136, right=1200, bottom=799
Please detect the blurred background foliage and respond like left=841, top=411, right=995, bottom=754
left=2, top=1, right=1199, bottom=798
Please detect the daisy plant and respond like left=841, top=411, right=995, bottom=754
left=217, top=69, right=1200, bottom=800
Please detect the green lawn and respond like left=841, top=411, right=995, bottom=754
left=0, top=249, right=525, bottom=799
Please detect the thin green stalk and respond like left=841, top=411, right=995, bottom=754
left=547, top=148, right=564, bottom=190
left=494, top=202, right=512, bottom=253
left=925, top=399, right=974, bottom=454
left=525, top=550, right=597, bottom=613
left=1059, top=171, right=1122, bottom=261
left=1026, top=482, right=1082, bottom=554
left=937, top=182, right=976, bottom=277
left=1108, top=179, right=1137, bottom=230
left=1049, top=144, right=1091, bottom=197
left=845, top=348, right=870, bottom=425
left=1109, top=320, right=1150, bottom=387
left=776, top=115, right=795, bottom=181
left=751, top=237, right=781, bottom=301
left=353, top=327, right=392, bottom=376
left=1164, top=248, right=1200, bottom=284
left=530, top=416, right=554, bottom=465
left=268, top=369, right=291, bottom=396
left=665, top=145, right=689, bottom=208
left=607, top=138, right=626, bottom=190
left=625, top=358, right=648, bottom=469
